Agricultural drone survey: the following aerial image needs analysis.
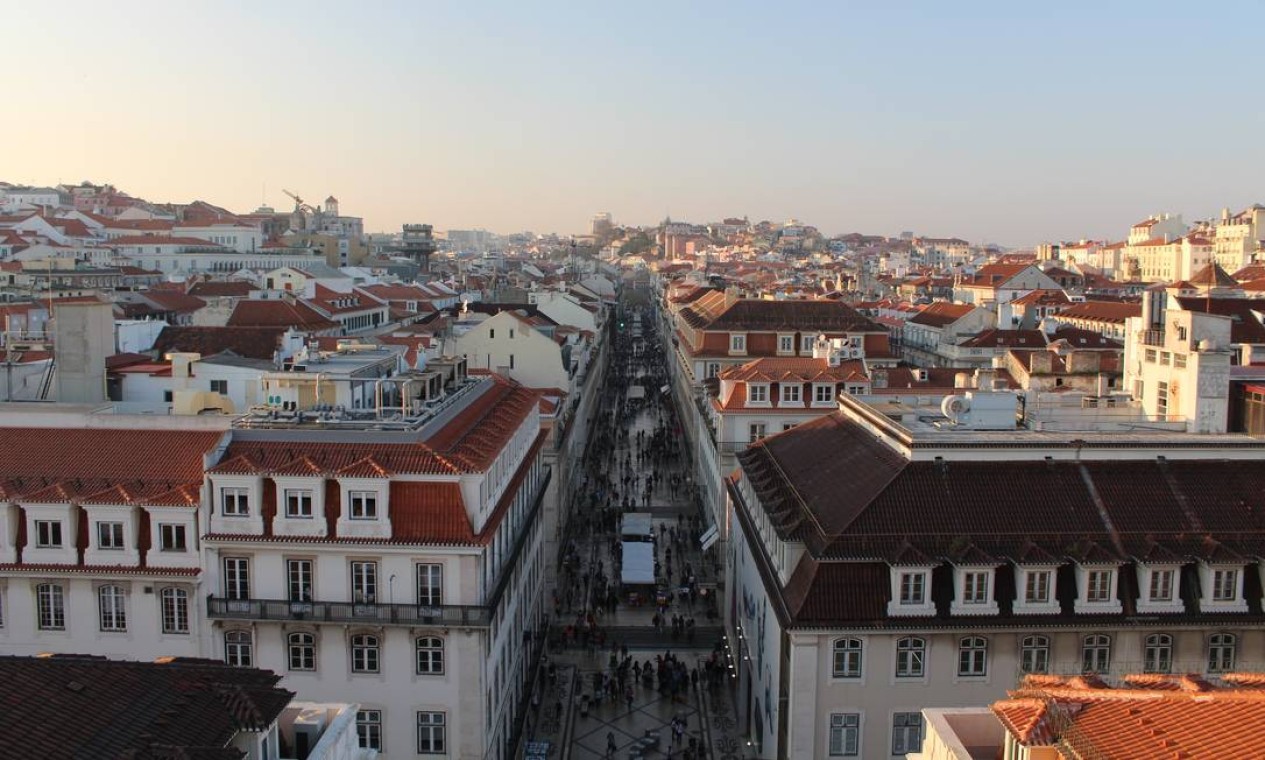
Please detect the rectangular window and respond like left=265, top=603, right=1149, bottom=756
left=1213, top=569, right=1238, bottom=602
left=349, top=491, right=378, bottom=519
left=288, top=559, right=314, bottom=601
left=1149, top=569, right=1174, bottom=602
left=351, top=561, right=378, bottom=603
left=163, top=390, right=173, bottom=403
left=1086, top=570, right=1112, bottom=603
left=781, top=384, right=801, bottom=404
left=357, top=710, right=383, bottom=751
left=748, top=384, right=768, bottom=403
left=159, top=524, right=187, bottom=552
left=962, top=571, right=989, bottom=604
left=891, top=713, right=923, bottom=756
left=832, top=639, right=862, bottom=679
left=210, top=379, right=228, bottom=394
left=97, top=521, right=125, bottom=550
left=98, top=586, right=127, bottom=632
left=1174, top=353, right=1187, bottom=369
left=36, top=584, right=65, bottom=630
left=161, top=587, right=189, bottom=633
left=223, top=557, right=251, bottom=600
left=815, top=384, right=834, bottom=403
left=417, top=712, right=447, bottom=754
left=899, top=572, right=925, bottom=605
left=417, top=564, right=443, bottom=606
left=730, top=334, right=746, bottom=352
left=801, top=335, right=815, bottom=353
left=35, top=520, right=63, bottom=548
left=285, top=489, right=314, bottom=518
left=748, top=423, right=766, bottom=443
left=782, top=422, right=797, bottom=432
left=1156, top=381, right=1169, bottom=416
left=779, top=335, right=794, bottom=353
left=828, top=713, right=859, bottom=756
left=1145, top=349, right=1157, bottom=363
left=222, top=488, right=250, bottom=516
left=1025, top=570, right=1050, bottom=604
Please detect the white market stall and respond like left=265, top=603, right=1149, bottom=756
left=621, top=541, right=655, bottom=586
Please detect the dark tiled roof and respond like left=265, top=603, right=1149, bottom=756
left=152, top=326, right=285, bottom=361
left=187, top=281, right=258, bottom=298
left=0, top=654, right=292, bottom=758
left=1175, top=297, right=1265, bottom=344
left=684, top=298, right=884, bottom=333
left=1053, top=301, right=1141, bottom=323
left=958, top=329, right=1047, bottom=348
left=226, top=300, right=338, bottom=331
left=908, top=302, right=976, bottom=328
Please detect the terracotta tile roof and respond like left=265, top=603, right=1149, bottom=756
left=1053, top=300, right=1141, bottom=323
left=718, top=357, right=868, bottom=384
left=0, top=654, right=292, bottom=756
left=226, top=299, right=339, bottom=332
left=389, top=481, right=475, bottom=543
left=423, top=376, right=541, bottom=471
left=1188, top=262, right=1240, bottom=288
left=959, top=329, right=1047, bottom=348
left=908, top=301, right=976, bottom=327
left=995, top=675, right=1265, bottom=759
left=152, top=326, right=285, bottom=361
left=0, top=428, right=221, bottom=484
left=209, top=441, right=456, bottom=476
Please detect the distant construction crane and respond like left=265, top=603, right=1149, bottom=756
left=282, top=188, right=317, bottom=215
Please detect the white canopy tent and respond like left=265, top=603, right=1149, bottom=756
left=621, top=541, right=655, bottom=586
left=621, top=512, right=653, bottom=540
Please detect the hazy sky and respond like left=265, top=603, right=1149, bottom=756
left=6, top=1, right=1263, bottom=244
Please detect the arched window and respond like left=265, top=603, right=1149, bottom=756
left=895, top=637, right=925, bottom=678
left=97, top=585, right=127, bottom=632
left=225, top=630, right=253, bottom=667
left=958, top=636, right=988, bottom=676
left=1144, top=633, right=1173, bottom=674
left=351, top=634, right=380, bottom=674
left=831, top=638, right=862, bottom=678
left=1082, top=634, right=1111, bottom=673
left=160, top=587, right=189, bottom=634
left=416, top=636, right=445, bottom=675
left=288, top=632, right=316, bottom=671
left=1020, top=635, right=1050, bottom=674
left=1208, top=633, right=1237, bottom=673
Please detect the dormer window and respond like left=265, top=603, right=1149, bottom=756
left=1200, top=562, right=1247, bottom=612
left=780, top=384, right=801, bottom=405
left=888, top=564, right=937, bottom=617
left=778, top=335, right=794, bottom=354
left=1149, top=569, right=1174, bottom=602
left=813, top=384, right=834, bottom=405
left=1086, top=570, right=1112, bottom=602
left=800, top=335, right=814, bottom=353
left=730, top=334, right=747, bottom=353
left=900, top=572, right=925, bottom=605
left=952, top=561, right=1000, bottom=616
left=97, top=522, right=125, bottom=550
left=159, top=524, right=187, bottom=552
left=285, top=489, right=314, bottom=519
left=1136, top=562, right=1184, bottom=613
left=1025, top=570, right=1050, bottom=604
left=35, top=520, right=63, bottom=548
left=1074, top=563, right=1122, bottom=614
left=223, top=488, right=250, bottom=516
left=350, top=491, right=378, bottom=520
left=748, top=384, right=769, bottom=404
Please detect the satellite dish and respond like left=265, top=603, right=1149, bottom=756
left=941, top=395, right=971, bottom=420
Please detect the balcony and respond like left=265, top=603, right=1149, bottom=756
left=207, top=596, right=491, bottom=628
left=1139, top=329, right=1165, bottom=347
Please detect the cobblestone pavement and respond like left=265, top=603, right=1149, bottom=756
left=521, top=294, right=749, bottom=759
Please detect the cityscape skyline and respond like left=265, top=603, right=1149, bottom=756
left=8, top=1, right=1263, bottom=244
